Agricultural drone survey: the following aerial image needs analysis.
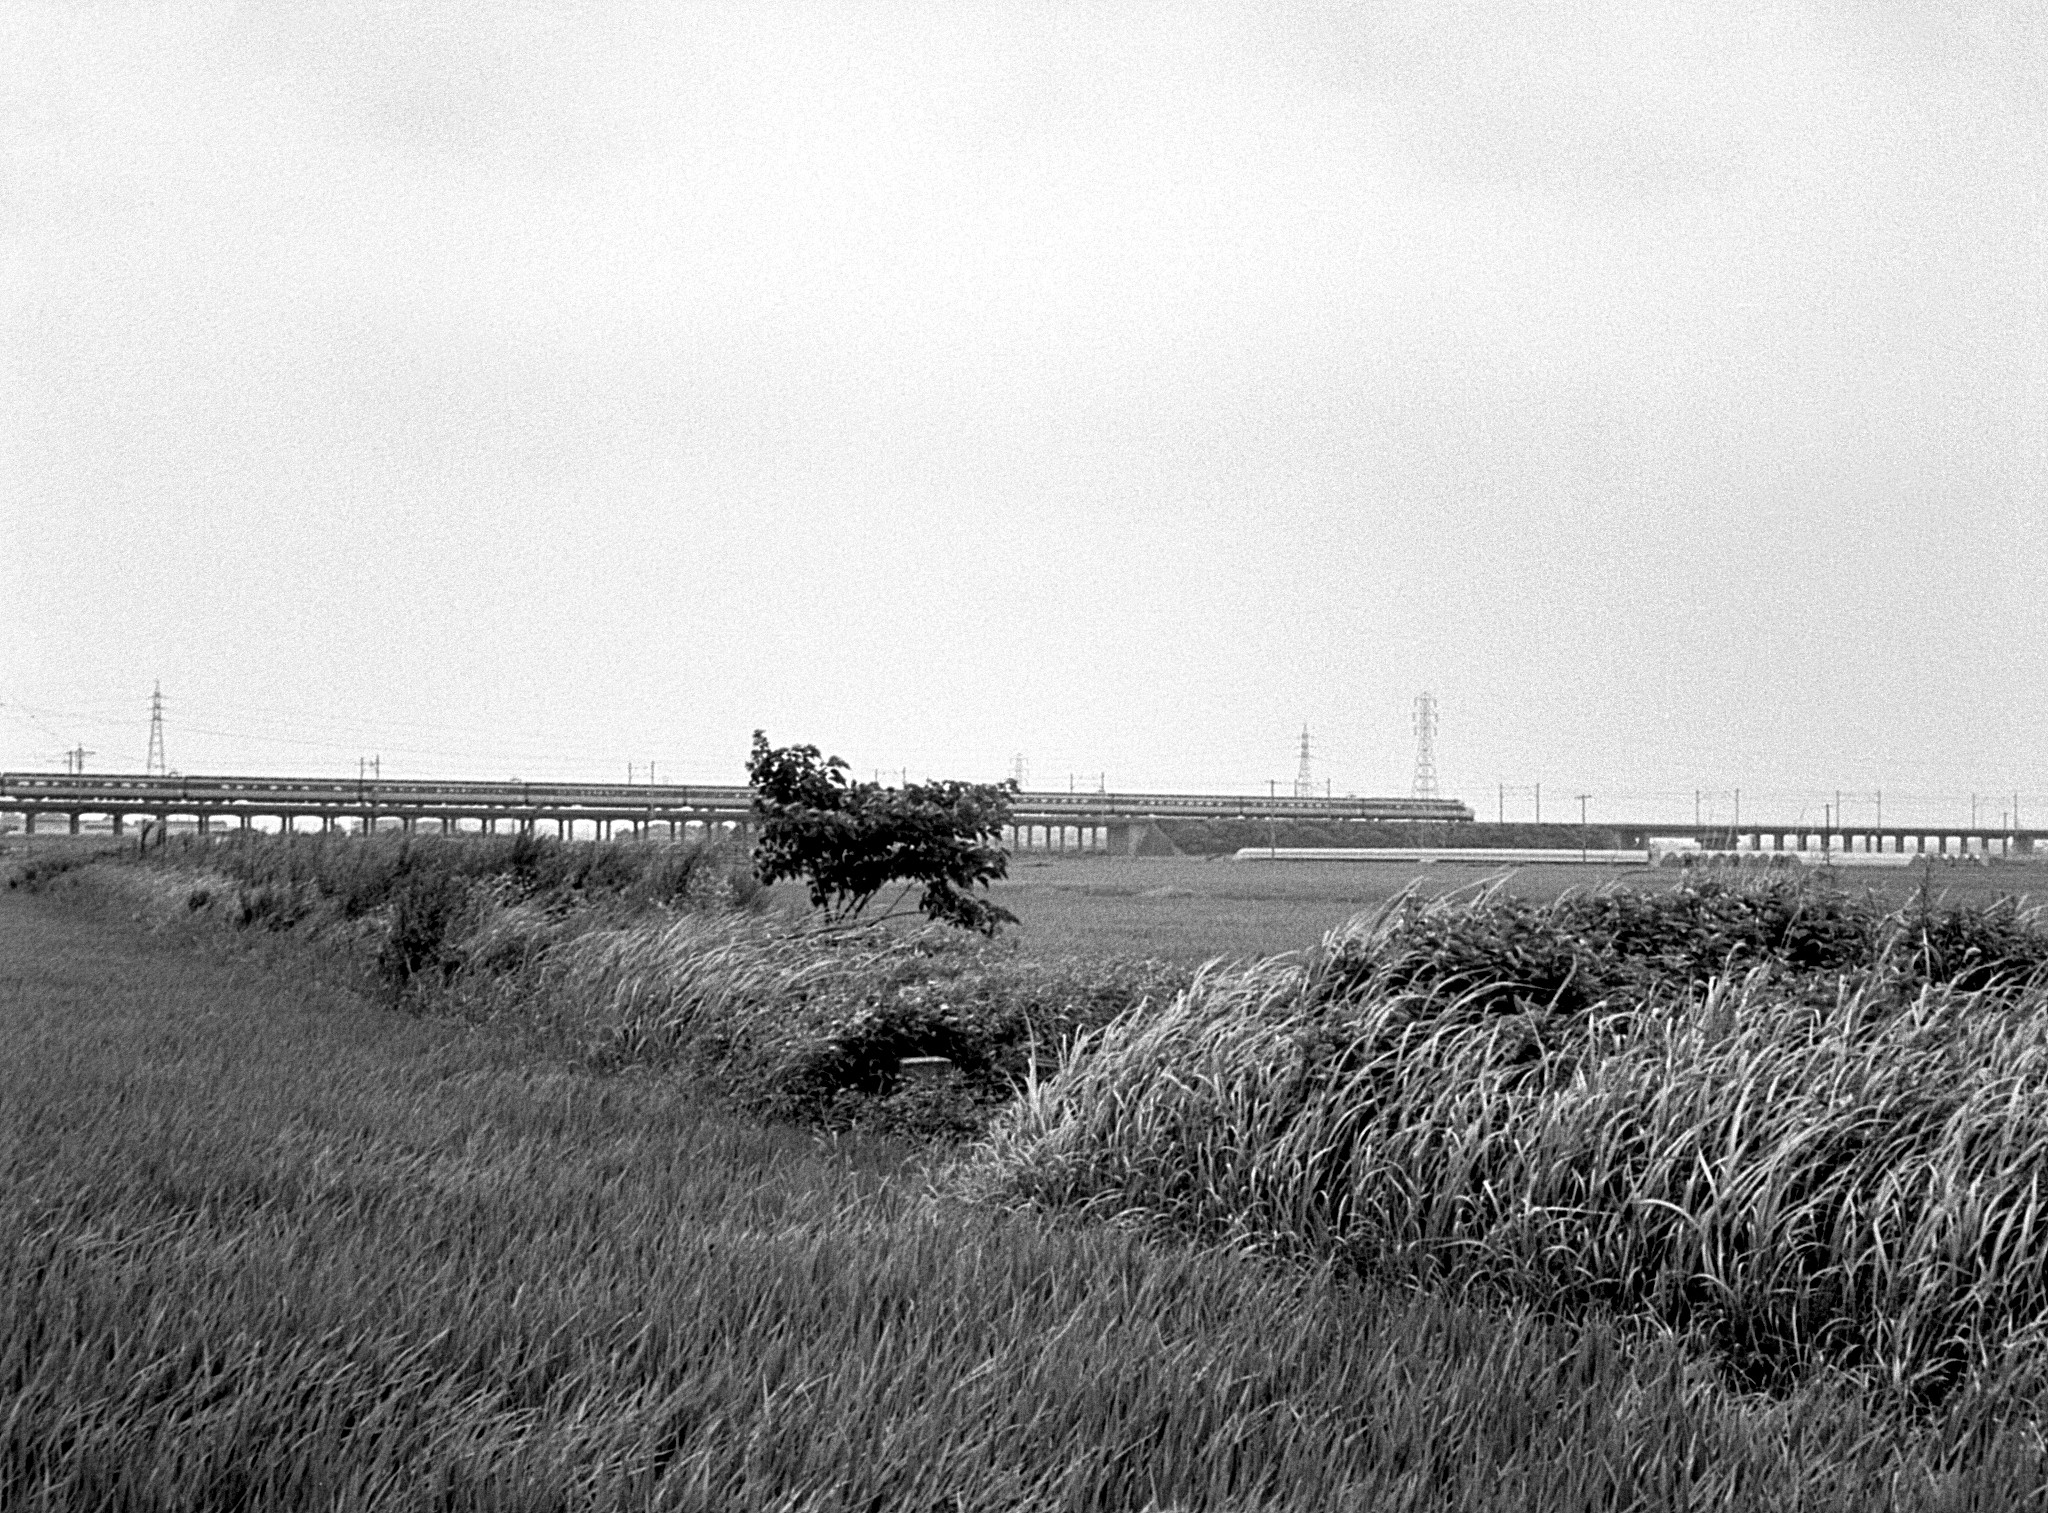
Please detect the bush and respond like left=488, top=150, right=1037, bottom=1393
left=748, top=732, right=1018, bottom=934
left=1907, top=894, right=2048, bottom=992
left=5, top=850, right=112, bottom=893
left=234, top=881, right=312, bottom=931
left=1325, top=878, right=1893, bottom=1020
left=549, top=916, right=1187, bottom=1138
left=375, top=870, right=471, bottom=990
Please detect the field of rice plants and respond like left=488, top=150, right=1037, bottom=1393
left=9, top=833, right=2048, bottom=1507
left=990, top=853, right=2040, bottom=963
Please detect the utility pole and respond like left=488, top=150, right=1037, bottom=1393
left=65, top=745, right=94, bottom=776
left=1734, top=788, right=1740, bottom=833
left=1576, top=793, right=1590, bottom=864
left=1498, top=784, right=1504, bottom=825
left=1534, top=782, right=1541, bottom=825
left=1695, top=789, right=1701, bottom=828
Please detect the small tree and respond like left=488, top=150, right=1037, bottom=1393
left=747, top=732, right=1019, bottom=935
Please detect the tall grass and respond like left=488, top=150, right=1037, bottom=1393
left=508, top=912, right=1185, bottom=1136
left=960, top=881, right=2048, bottom=1404
left=38, top=841, right=2048, bottom=1407
left=177, top=829, right=768, bottom=923
left=24, top=884, right=2044, bottom=1509
left=19, top=836, right=1189, bottom=1140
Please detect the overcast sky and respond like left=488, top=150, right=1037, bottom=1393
left=4, top=1, right=2042, bottom=826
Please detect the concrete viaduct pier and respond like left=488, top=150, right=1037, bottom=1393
left=1703, top=826, right=2036, bottom=859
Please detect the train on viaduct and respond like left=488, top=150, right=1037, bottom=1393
left=0, top=772, right=1473, bottom=855
left=3, top=773, right=2036, bottom=859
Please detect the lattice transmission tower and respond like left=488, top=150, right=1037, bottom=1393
left=145, top=682, right=169, bottom=777
left=1411, top=692, right=1439, bottom=800
left=1293, top=726, right=1315, bottom=798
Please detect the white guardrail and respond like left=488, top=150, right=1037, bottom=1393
left=1233, top=848, right=1653, bottom=865
left=1232, top=847, right=1988, bottom=868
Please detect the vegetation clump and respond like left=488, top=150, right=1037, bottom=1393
left=963, top=878, right=2048, bottom=1405
left=748, top=731, right=1018, bottom=935
left=552, top=914, right=1184, bottom=1136
left=47, top=830, right=1180, bottom=1140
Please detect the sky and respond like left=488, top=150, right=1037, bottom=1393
left=4, top=1, right=2043, bottom=828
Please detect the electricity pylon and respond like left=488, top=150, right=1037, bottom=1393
left=145, top=683, right=169, bottom=777
left=1412, top=692, right=1439, bottom=800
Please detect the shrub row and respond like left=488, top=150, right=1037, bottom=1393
left=187, top=830, right=763, bottom=921
left=50, top=836, right=1189, bottom=1141
left=1331, top=876, right=2048, bottom=1016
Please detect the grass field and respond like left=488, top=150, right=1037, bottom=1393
left=11, top=833, right=2031, bottom=967
left=19, top=882, right=2042, bottom=1510
left=14, top=840, right=2048, bottom=1507
left=990, top=853, right=2043, bottom=964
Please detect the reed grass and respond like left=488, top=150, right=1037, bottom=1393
left=959, top=883, right=2048, bottom=1404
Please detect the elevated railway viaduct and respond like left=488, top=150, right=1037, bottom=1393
left=0, top=773, right=1475, bottom=854
left=4, top=775, right=2035, bottom=858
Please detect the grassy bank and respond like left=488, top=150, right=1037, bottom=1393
left=16, top=839, right=2048, bottom=1503
left=18, top=883, right=2043, bottom=1509
left=961, top=881, right=2048, bottom=1406
left=13, top=833, right=1191, bottom=1140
